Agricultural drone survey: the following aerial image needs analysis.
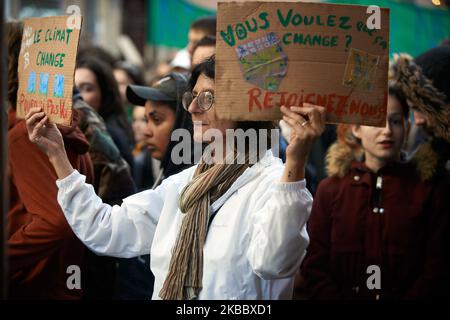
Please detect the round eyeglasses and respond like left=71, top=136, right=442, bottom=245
left=182, top=91, right=214, bottom=111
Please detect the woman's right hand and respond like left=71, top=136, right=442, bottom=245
left=25, top=107, right=75, bottom=179
left=25, top=107, right=65, bottom=158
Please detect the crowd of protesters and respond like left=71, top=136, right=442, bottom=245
left=4, top=14, right=449, bottom=300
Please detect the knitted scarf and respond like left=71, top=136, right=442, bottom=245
left=159, top=153, right=249, bottom=300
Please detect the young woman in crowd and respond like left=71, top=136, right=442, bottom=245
left=114, top=61, right=145, bottom=122
left=75, top=58, right=135, bottom=169
left=301, top=86, right=449, bottom=299
left=130, top=105, right=154, bottom=191
left=116, top=72, right=194, bottom=299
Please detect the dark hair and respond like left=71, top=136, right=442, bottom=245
left=76, top=57, right=133, bottom=141
left=414, top=45, right=450, bottom=104
left=114, top=61, right=145, bottom=86
left=189, top=56, right=215, bottom=90
left=190, top=16, right=216, bottom=36
left=159, top=72, right=194, bottom=177
left=77, top=45, right=118, bottom=68
left=388, top=85, right=410, bottom=119
left=188, top=56, right=274, bottom=151
left=193, top=35, right=216, bottom=52
left=192, top=36, right=216, bottom=65
left=7, top=21, right=24, bottom=110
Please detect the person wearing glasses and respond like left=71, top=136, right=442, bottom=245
left=24, top=56, right=326, bottom=300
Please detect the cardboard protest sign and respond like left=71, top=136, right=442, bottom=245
left=216, top=1, right=390, bottom=126
left=16, top=15, right=83, bottom=126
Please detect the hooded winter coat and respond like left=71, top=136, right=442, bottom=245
left=301, top=141, right=449, bottom=300
left=389, top=51, right=450, bottom=182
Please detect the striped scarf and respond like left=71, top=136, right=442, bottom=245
left=159, top=154, right=249, bottom=300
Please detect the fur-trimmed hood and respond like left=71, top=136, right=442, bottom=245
left=325, top=139, right=446, bottom=182
left=325, top=141, right=363, bottom=179
left=389, top=53, right=450, bottom=144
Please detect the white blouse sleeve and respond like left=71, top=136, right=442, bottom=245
left=56, top=170, right=169, bottom=258
left=247, top=173, right=313, bottom=280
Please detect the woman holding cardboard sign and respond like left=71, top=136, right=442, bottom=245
left=25, top=56, right=325, bottom=300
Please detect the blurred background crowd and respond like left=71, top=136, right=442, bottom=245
left=1, top=0, right=449, bottom=300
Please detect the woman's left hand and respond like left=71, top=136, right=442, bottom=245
left=280, top=103, right=326, bottom=182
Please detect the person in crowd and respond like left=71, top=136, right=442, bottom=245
left=187, top=17, right=217, bottom=56
left=6, top=21, right=94, bottom=299
left=71, top=90, right=137, bottom=299
left=24, top=56, right=325, bottom=299
left=73, top=89, right=136, bottom=205
left=131, top=105, right=155, bottom=192
left=115, top=72, right=194, bottom=299
left=75, top=57, right=135, bottom=170
left=128, top=72, right=196, bottom=188
left=129, top=72, right=195, bottom=191
left=114, top=61, right=146, bottom=122
left=76, top=49, right=138, bottom=300
left=389, top=46, right=450, bottom=181
left=301, top=86, right=449, bottom=299
left=191, top=35, right=216, bottom=68
left=171, top=16, right=216, bottom=71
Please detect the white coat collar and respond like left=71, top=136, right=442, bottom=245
left=210, top=149, right=278, bottom=213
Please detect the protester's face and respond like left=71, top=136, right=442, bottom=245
left=352, top=95, right=409, bottom=171
left=114, top=69, right=134, bottom=105
left=191, top=45, right=216, bottom=69
left=143, top=100, right=176, bottom=160
left=187, top=29, right=207, bottom=55
left=75, top=68, right=102, bottom=111
left=132, top=106, right=147, bottom=144
left=188, top=73, right=237, bottom=143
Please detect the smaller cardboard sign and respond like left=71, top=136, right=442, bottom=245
left=216, top=1, right=390, bottom=127
left=16, top=15, right=83, bottom=126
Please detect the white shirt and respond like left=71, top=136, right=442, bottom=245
left=170, top=48, right=191, bottom=70
left=56, top=150, right=313, bottom=299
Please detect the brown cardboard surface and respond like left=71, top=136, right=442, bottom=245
left=16, top=15, right=83, bottom=126
left=216, top=1, right=389, bottom=126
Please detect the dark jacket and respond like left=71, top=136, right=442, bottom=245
left=301, top=143, right=449, bottom=300
left=132, top=144, right=155, bottom=192
left=7, top=109, right=94, bottom=299
left=105, top=115, right=135, bottom=171
left=73, top=97, right=136, bottom=205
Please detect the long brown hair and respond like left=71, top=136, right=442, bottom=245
left=76, top=57, right=134, bottom=142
